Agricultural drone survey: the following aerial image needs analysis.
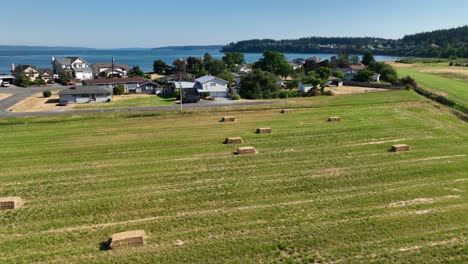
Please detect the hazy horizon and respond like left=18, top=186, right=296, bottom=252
left=1, top=0, right=468, bottom=49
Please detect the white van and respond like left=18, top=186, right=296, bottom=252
left=1, top=81, right=10, bottom=87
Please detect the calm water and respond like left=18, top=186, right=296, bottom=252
left=0, top=48, right=401, bottom=74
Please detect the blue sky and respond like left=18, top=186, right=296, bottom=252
left=1, top=0, right=467, bottom=48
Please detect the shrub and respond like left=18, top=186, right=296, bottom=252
left=36, top=79, right=46, bottom=86
left=202, top=91, right=211, bottom=98
left=278, top=89, right=298, bottom=99
left=449, top=62, right=454, bottom=66
left=400, top=76, right=418, bottom=89
left=172, top=88, right=180, bottom=99
left=42, top=90, right=52, bottom=98
left=113, top=84, right=125, bottom=95
left=303, top=89, right=320, bottom=97
left=231, top=94, right=241, bottom=100
left=322, top=90, right=334, bottom=96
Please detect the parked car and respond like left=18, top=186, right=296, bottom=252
left=1, top=81, right=10, bottom=87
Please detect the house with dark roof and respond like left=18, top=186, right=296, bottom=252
left=91, top=63, right=130, bottom=78
left=58, top=86, right=112, bottom=104
left=83, top=77, right=146, bottom=91
left=11, top=65, right=41, bottom=81
left=52, top=57, right=93, bottom=80
left=194, top=75, right=229, bottom=98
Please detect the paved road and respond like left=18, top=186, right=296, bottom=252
left=0, top=88, right=277, bottom=117
left=0, top=84, right=64, bottom=113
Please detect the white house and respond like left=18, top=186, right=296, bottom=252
left=298, top=83, right=317, bottom=93
left=372, top=73, right=381, bottom=82
left=91, top=63, right=129, bottom=78
left=194, top=75, right=229, bottom=98
left=52, top=57, right=93, bottom=80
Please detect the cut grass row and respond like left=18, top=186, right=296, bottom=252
left=0, top=91, right=466, bottom=263
left=396, top=64, right=468, bottom=108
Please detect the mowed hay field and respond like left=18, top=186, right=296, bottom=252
left=394, top=63, right=468, bottom=107
left=0, top=91, right=467, bottom=263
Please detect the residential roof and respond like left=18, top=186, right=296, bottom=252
left=174, top=82, right=195, bottom=89
left=58, top=86, right=112, bottom=95
left=139, top=81, right=161, bottom=87
left=39, top=69, right=54, bottom=75
left=349, top=65, right=366, bottom=71
left=83, top=77, right=146, bottom=85
left=13, top=64, right=40, bottom=73
left=328, top=76, right=342, bottom=81
left=91, top=63, right=130, bottom=73
left=54, top=57, right=88, bottom=66
left=195, top=75, right=228, bottom=84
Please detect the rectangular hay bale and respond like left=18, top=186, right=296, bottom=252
left=237, top=146, right=257, bottom=155
left=281, top=109, right=294, bottom=114
left=110, top=230, right=146, bottom=250
left=256, top=128, right=272, bottom=134
left=328, top=116, right=342, bottom=122
left=221, top=116, right=236, bottom=122
left=225, top=137, right=244, bottom=144
left=391, top=144, right=411, bottom=153
left=0, top=197, right=23, bottom=210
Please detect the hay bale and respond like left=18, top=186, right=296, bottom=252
left=256, top=128, right=272, bottom=134
left=391, top=144, right=411, bottom=153
left=328, top=116, right=342, bottom=122
left=0, top=197, right=23, bottom=210
left=109, top=230, right=146, bottom=250
left=281, top=109, right=294, bottom=114
left=237, top=146, right=257, bottom=155
left=221, top=116, right=236, bottom=122
left=224, top=137, right=243, bottom=144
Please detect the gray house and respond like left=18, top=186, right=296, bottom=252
left=58, top=86, right=112, bottom=104
left=137, top=81, right=163, bottom=94
left=82, top=77, right=146, bottom=91
left=194, top=75, right=229, bottom=98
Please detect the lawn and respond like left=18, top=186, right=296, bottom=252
left=73, top=94, right=176, bottom=109
left=395, top=63, right=468, bottom=107
left=0, top=91, right=467, bottom=263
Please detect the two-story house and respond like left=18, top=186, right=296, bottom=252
left=11, top=65, right=41, bottom=81
left=193, top=75, right=229, bottom=98
left=52, top=57, right=93, bottom=80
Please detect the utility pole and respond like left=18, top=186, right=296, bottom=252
left=179, top=72, right=183, bottom=112
left=179, top=60, right=187, bottom=112
left=112, top=56, right=115, bottom=78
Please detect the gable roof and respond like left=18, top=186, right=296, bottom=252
left=54, top=57, right=88, bottom=66
left=83, top=77, right=146, bottom=85
left=91, top=63, right=130, bottom=73
left=13, top=65, right=40, bottom=74
left=174, top=82, right=195, bottom=89
left=195, top=75, right=228, bottom=84
left=58, top=86, right=112, bottom=95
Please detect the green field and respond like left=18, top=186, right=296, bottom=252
left=73, top=95, right=175, bottom=109
left=396, top=63, right=468, bottom=107
left=0, top=91, right=467, bottom=263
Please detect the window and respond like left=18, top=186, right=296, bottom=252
left=210, top=82, right=216, bottom=87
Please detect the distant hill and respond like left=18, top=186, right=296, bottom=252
left=223, top=26, right=468, bottom=58
left=0, top=45, right=94, bottom=50
left=152, top=45, right=223, bottom=51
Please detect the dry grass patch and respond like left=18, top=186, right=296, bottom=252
left=0, top=93, right=12, bottom=101
left=8, top=91, right=70, bottom=112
